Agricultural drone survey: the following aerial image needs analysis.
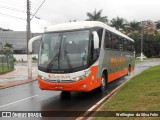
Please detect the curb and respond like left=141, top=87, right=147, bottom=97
left=0, top=79, right=37, bottom=90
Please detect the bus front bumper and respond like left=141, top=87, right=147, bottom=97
left=37, top=78, right=93, bottom=92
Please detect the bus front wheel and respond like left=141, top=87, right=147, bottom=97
left=60, top=91, right=71, bottom=99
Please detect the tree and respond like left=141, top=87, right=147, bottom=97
left=4, top=42, right=13, bottom=50
left=125, top=21, right=141, bottom=39
left=156, top=22, right=160, bottom=29
left=110, top=17, right=127, bottom=31
left=129, top=21, right=141, bottom=31
left=86, top=9, right=108, bottom=23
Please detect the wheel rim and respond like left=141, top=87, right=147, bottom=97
left=128, top=67, right=131, bottom=75
left=101, top=77, right=105, bottom=89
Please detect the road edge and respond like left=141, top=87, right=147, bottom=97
left=0, top=79, right=37, bottom=90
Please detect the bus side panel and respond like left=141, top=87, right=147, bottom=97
left=97, top=48, right=135, bottom=83
left=108, top=68, right=128, bottom=82
left=88, top=65, right=102, bottom=90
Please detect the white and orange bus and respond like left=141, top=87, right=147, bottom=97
left=31, top=21, right=135, bottom=92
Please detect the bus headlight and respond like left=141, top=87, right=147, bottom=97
left=73, top=69, right=90, bottom=82
left=74, top=76, right=83, bottom=81
left=84, top=69, right=90, bottom=77
left=38, top=75, right=46, bottom=81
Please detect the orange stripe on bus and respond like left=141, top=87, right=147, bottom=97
left=108, top=68, right=127, bottom=82
left=108, top=66, right=134, bottom=82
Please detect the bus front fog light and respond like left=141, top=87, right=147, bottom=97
left=83, top=84, right=87, bottom=88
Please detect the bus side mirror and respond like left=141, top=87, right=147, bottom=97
left=28, top=35, right=42, bottom=53
left=92, top=31, right=99, bottom=49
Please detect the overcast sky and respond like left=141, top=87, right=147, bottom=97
left=0, top=0, right=160, bottom=32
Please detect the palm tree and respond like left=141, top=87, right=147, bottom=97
left=86, top=9, right=108, bottom=23
left=129, top=21, right=141, bottom=31
left=123, top=21, right=141, bottom=35
left=110, top=17, right=127, bottom=31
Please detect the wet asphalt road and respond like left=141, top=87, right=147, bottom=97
left=0, top=60, right=160, bottom=120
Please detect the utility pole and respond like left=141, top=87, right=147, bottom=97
left=27, top=0, right=32, bottom=79
left=140, top=21, right=146, bottom=62
left=27, top=0, right=45, bottom=80
left=27, top=0, right=31, bottom=51
left=141, top=26, right=143, bottom=62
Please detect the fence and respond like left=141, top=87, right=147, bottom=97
left=0, top=50, right=14, bottom=74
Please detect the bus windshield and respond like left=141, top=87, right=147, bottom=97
left=38, top=30, right=90, bottom=71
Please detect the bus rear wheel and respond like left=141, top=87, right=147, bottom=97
left=127, top=65, right=131, bottom=76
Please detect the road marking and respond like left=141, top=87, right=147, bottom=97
left=0, top=95, right=38, bottom=108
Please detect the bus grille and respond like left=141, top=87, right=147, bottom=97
left=46, top=79, right=74, bottom=83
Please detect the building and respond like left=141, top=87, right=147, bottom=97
left=0, top=31, right=41, bottom=54
left=0, top=27, right=13, bottom=31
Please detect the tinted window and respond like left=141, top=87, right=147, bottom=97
left=104, top=31, right=112, bottom=49
left=123, top=39, right=128, bottom=51
left=112, top=34, right=118, bottom=50
left=118, top=37, right=123, bottom=51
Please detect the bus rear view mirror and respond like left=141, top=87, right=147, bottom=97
left=92, top=31, right=99, bottom=49
left=28, top=35, right=42, bottom=53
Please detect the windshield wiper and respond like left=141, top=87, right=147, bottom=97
left=46, top=53, right=59, bottom=70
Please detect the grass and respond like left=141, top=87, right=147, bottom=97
left=0, top=66, right=13, bottom=73
left=93, top=65, right=160, bottom=120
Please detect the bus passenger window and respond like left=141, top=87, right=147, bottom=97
left=128, top=41, right=132, bottom=51
left=104, top=31, right=112, bottom=49
left=118, top=37, right=123, bottom=51
left=112, top=35, right=118, bottom=50
left=123, top=39, right=128, bottom=51
left=104, top=31, right=109, bottom=48
left=130, top=42, right=134, bottom=52
left=132, top=42, right=135, bottom=52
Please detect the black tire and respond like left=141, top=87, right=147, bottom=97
left=100, top=74, right=107, bottom=93
left=60, top=91, right=71, bottom=99
left=127, top=66, right=131, bottom=76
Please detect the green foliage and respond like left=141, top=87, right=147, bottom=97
left=156, top=23, right=160, bottom=29
left=129, top=32, right=160, bottom=57
left=110, top=17, right=127, bottom=30
left=0, top=66, right=9, bottom=73
left=32, top=56, right=37, bottom=61
left=13, top=57, right=16, bottom=62
left=86, top=9, right=108, bottom=23
left=4, top=42, right=12, bottom=49
left=129, top=20, right=141, bottom=31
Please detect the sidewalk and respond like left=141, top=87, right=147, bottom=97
left=0, top=64, right=38, bottom=89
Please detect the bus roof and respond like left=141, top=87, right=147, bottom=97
left=45, top=21, right=134, bottom=42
